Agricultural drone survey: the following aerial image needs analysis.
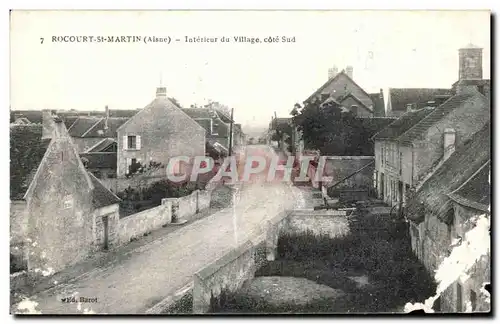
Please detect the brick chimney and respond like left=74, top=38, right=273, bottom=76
left=328, top=66, right=338, bottom=80
left=459, top=44, right=483, bottom=80
left=443, top=128, right=456, bottom=161
left=346, top=66, right=353, bottom=79
left=156, top=86, right=167, bottom=98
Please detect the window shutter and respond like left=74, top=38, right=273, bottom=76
left=136, top=135, right=141, bottom=150
left=123, top=135, right=128, bottom=150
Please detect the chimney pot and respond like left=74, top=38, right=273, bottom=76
left=104, top=105, right=109, bottom=130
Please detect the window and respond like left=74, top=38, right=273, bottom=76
left=123, top=134, right=141, bottom=150
left=128, top=136, right=137, bottom=149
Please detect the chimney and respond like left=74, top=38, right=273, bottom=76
left=443, top=128, right=456, bottom=161
left=156, top=86, right=167, bottom=98
left=458, top=45, right=483, bottom=81
left=104, top=105, right=109, bottom=130
left=328, top=66, right=338, bottom=80
left=346, top=66, right=353, bottom=79
left=42, top=110, right=56, bottom=140
left=379, top=88, right=384, bottom=99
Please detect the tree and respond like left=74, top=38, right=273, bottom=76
left=292, top=98, right=369, bottom=155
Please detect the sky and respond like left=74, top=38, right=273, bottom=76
left=10, top=10, right=490, bottom=128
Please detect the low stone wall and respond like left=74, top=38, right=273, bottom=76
left=165, top=189, right=212, bottom=223
left=287, top=210, right=350, bottom=238
left=193, top=240, right=256, bottom=314
left=116, top=200, right=172, bottom=246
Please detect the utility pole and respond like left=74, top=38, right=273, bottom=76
left=274, top=111, right=281, bottom=149
left=228, top=108, right=234, bottom=156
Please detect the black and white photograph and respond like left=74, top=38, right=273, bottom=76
left=8, top=8, right=491, bottom=316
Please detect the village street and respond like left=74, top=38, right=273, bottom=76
left=15, top=145, right=305, bottom=315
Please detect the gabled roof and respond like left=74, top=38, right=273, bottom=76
left=67, top=117, right=102, bottom=137
left=448, top=161, right=490, bottom=213
left=80, top=152, right=117, bottom=169
left=63, top=116, right=79, bottom=129
left=88, top=172, right=121, bottom=208
left=339, top=92, right=371, bottom=111
left=304, top=70, right=373, bottom=105
left=388, top=88, right=452, bottom=112
left=397, top=92, right=486, bottom=145
left=82, top=117, right=129, bottom=138
left=117, top=96, right=206, bottom=133
left=406, top=122, right=491, bottom=223
left=372, top=107, right=434, bottom=141
left=86, top=138, right=117, bottom=153
left=10, top=125, right=51, bottom=200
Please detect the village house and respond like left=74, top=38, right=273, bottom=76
left=386, top=88, right=452, bottom=117
left=373, top=45, right=490, bottom=207
left=59, top=106, right=130, bottom=153
left=405, top=122, right=490, bottom=312
left=303, top=65, right=386, bottom=117
left=182, top=106, right=234, bottom=156
left=116, top=86, right=206, bottom=178
left=10, top=115, right=121, bottom=274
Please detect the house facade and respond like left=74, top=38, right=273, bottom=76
left=374, top=45, right=491, bottom=207
left=405, top=123, right=490, bottom=312
left=10, top=115, right=121, bottom=273
left=303, top=66, right=386, bottom=117
left=116, top=87, right=206, bottom=178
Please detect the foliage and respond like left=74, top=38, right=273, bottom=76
left=212, top=210, right=436, bottom=314
left=292, top=100, right=378, bottom=156
left=270, top=120, right=293, bottom=151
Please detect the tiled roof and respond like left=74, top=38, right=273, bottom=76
left=88, top=172, right=121, bottom=208
left=63, top=116, right=79, bottom=129
left=406, top=122, right=491, bottom=223
left=448, top=161, right=490, bottom=212
left=67, top=117, right=102, bottom=137
left=358, top=117, right=397, bottom=138
left=10, top=125, right=51, bottom=200
left=397, top=93, right=480, bottom=145
left=86, top=138, right=117, bottom=153
left=66, top=117, right=129, bottom=138
left=82, top=117, right=129, bottom=138
left=181, top=108, right=216, bottom=119
left=389, top=88, right=452, bottom=112
left=339, top=93, right=371, bottom=111
left=80, top=152, right=117, bottom=169
left=372, top=107, right=434, bottom=141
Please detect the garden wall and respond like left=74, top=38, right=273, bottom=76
left=116, top=200, right=172, bottom=246
left=192, top=240, right=256, bottom=314
left=165, top=189, right=212, bottom=223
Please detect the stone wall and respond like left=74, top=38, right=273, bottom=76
left=116, top=200, right=172, bottom=246
left=93, top=204, right=120, bottom=250
left=286, top=210, right=350, bottom=238
left=164, top=189, right=212, bottom=223
left=324, top=156, right=375, bottom=190
left=192, top=240, right=256, bottom=314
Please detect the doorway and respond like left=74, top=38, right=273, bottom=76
left=103, top=216, right=109, bottom=250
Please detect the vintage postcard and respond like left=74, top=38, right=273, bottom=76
left=9, top=9, right=491, bottom=315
